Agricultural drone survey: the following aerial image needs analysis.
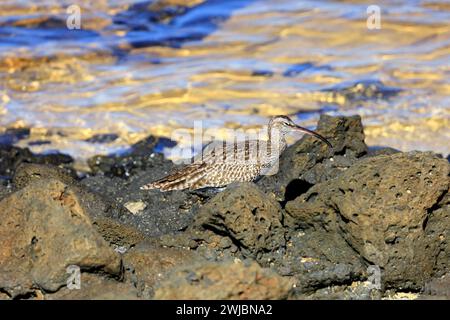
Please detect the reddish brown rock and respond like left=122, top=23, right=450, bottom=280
left=154, top=260, right=292, bottom=300
left=123, top=243, right=199, bottom=298
left=0, top=179, right=121, bottom=297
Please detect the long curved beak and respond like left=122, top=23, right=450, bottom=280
left=293, top=125, right=333, bottom=148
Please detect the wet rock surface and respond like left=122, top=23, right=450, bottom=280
left=0, top=115, right=448, bottom=299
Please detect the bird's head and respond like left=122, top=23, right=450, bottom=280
left=268, top=115, right=332, bottom=148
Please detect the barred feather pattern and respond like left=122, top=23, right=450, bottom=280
left=140, top=138, right=284, bottom=192
left=140, top=115, right=331, bottom=192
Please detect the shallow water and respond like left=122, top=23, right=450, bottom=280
left=0, top=0, right=449, bottom=166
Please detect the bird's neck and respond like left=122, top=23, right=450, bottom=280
left=267, top=127, right=287, bottom=159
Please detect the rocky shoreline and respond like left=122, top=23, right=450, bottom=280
left=0, top=115, right=448, bottom=300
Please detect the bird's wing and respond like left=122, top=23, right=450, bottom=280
left=140, top=162, right=208, bottom=191
left=193, top=139, right=269, bottom=165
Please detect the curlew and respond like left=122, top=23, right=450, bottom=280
left=141, top=115, right=332, bottom=191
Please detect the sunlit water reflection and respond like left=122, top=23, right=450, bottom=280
left=0, top=0, right=449, bottom=168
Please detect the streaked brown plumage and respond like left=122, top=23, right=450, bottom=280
left=141, top=115, right=332, bottom=191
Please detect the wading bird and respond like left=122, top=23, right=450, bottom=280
left=141, top=115, right=332, bottom=191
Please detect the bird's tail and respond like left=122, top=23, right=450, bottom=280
left=140, top=163, right=207, bottom=192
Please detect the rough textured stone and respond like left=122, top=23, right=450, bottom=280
left=80, top=134, right=215, bottom=238
left=123, top=243, right=199, bottom=298
left=93, top=216, right=145, bottom=248
left=81, top=170, right=211, bottom=238
left=0, top=183, right=11, bottom=200
left=46, top=273, right=139, bottom=300
left=13, top=162, right=77, bottom=189
left=87, top=135, right=160, bottom=178
left=0, top=115, right=447, bottom=299
left=299, top=281, right=382, bottom=300
left=423, top=273, right=450, bottom=298
left=154, top=260, right=292, bottom=300
left=274, top=230, right=366, bottom=294
left=193, top=183, right=285, bottom=261
left=286, top=151, right=450, bottom=289
left=0, top=179, right=121, bottom=297
left=367, top=146, right=401, bottom=158
left=10, top=162, right=144, bottom=248
left=0, top=292, right=10, bottom=300
left=0, top=144, right=73, bottom=180
left=429, top=192, right=450, bottom=274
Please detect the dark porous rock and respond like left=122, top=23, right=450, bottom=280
left=0, top=179, right=121, bottom=297
left=85, top=133, right=119, bottom=144
left=428, top=190, right=450, bottom=275
left=274, top=230, right=366, bottom=295
left=13, top=162, right=77, bottom=189
left=148, top=228, right=240, bottom=263
left=286, top=151, right=450, bottom=289
left=321, top=80, right=402, bottom=103
left=122, top=242, right=200, bottom=298
left=68, top=179, right=146, bottom=248
left=0, top=145, right=73, bottom=180
left=192, top=182, right=286, bottom=263
left=46, top=273, right=139, bottom=300
left=0, top=128, right=30, bottom=145
left=0, top=183, right=12, bottom=200
left=81, top=168, right=212, bottom=238
left=154, top=260, right=292, bottom=300
left=81, top=134, right=215, bottom=238
left=87, top=135, right=163, bottom=178
left=258, top=115, right=368, bottom=201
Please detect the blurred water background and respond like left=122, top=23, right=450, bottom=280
left=0, top=0, right=449, bottom=167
